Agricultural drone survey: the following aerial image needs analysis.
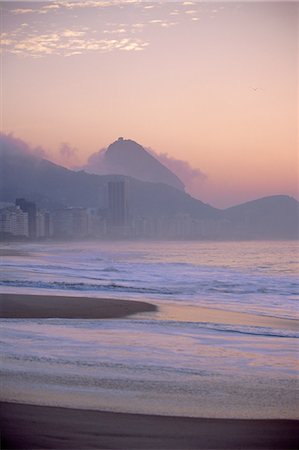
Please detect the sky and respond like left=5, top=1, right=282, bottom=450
left=1, top=0, right=298, bottom=208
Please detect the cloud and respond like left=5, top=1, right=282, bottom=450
left=59, top=142, right=78, bottom=161
left=11, top=9, right=35, bottom=15
left=4, top=0, right=188, bottom=59
left=147, top=149, right=207, bottom=198
left=185, top=10, right=197, bottom=15
left=82, top=148, right=108, bottom=174
left=0, top=133, right=47, bottom=161
left=148, top=19, right=177, bottom=28
left=103, top=28, right=127, bottom=34
left=62, top=30, right=86, bottom=37
left=1, top=28, right=149, bottom=57
left=10, top=1, right=142, bottom=16
left=56, top=142, right=80, bottom=166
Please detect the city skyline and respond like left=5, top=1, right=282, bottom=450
left=1, top=1, right=298, bottom=207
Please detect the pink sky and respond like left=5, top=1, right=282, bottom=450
left=1, top=1, right=298, bottom=208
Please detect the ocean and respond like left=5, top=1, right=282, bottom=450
left=1, top=240, right=298, bottom=418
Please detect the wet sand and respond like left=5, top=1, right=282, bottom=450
left=0, top=248, right=30, bottom=257
left=0, top=293, right=157, bottom=319
left=157, top=302, right=299, bottom=332
left=1, top=294, right=298, bottom=449
left=1, top=293, right=297, bottom=332
left=1, top=402, right=298, bottom=450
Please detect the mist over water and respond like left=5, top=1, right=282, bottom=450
left=1, top=240, right=298, bottom=418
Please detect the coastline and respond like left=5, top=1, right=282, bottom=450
left=0, top=293, right=157, bottom=319
left=157, top=302, right=299, bottom=332
left=1, top=292, right=297, bottom=332
left=1, top=401, right=298, bottom=450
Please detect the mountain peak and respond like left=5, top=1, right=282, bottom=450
left=103, top=138, right=185, bottom=191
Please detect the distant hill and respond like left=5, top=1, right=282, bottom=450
left=224, top=195, right=299, bottom=239
left=84, top=137, right=185, bottom=192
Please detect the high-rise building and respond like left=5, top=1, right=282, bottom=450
left=108, top=180, right=127, bottom=228
left=15, top=198, right=37, bottom=238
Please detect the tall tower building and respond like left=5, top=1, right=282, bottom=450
left=108, top=179, right=127, bottom=228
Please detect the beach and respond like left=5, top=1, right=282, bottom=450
left=1, top=401, right=298, bottom=450
left=1, top=292, right=299, bottom=449
left=1, top=241, right=298, bottom=449
left=1, top=293, right=297, bottom=332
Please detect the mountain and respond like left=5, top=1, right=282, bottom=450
left=0, top=142, right=217, bottom=219
left=85, top=137, right=185, bottom=192
left=1, top=134, right=298, bottom=239
left=224, top=195, right=299, bottom=239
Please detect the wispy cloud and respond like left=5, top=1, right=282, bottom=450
left=1, top=26, right=149, bottom=58
left=149, top=19, right=177, bottom=28
left=11, top=9, right=35, bottom=15
left=11, top=1, right=142, bottom=16
left=62, top=30, right=86, bottom=37
left=58, top=142, right=79, bottom=166
left=103, top=28, right=127, bottom=34
left=147, top=149, right=207, bottom=197
left=3, top=1, right=208, bottom=58
left=0, top=133, right=48, bottom=159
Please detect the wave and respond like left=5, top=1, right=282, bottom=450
left=101, top=266, right=122, bottom=273
left=179, top=276, right=299, bottom=298
left=132, top=319, right=299, bottom=339
left=0, top=279, right=178, bottom=296
left=199, top=322, right=299, bottom=339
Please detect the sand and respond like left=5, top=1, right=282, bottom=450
left=2, top=293, right=297, bottom=332
left=0, top=293, right=157, bottom=319
left=157, top=303, right=299, bottom=332
left=1, top=402, right=298, bottom=450
left=1, top=294, right=298, bottom=448
left=0, top=249, right=30, bottom=257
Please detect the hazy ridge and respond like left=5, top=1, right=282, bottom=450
left=1, top=137, right=298, bottom=239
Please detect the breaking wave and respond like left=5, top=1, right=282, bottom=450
left=0, top=279, right=178, bottom=296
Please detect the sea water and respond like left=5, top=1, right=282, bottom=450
left=0, top=241, right=298, bottom=418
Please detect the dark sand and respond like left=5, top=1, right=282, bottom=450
left=1, top=402, right=298, bottom=450
left=0, top=293, right=157, bottom=319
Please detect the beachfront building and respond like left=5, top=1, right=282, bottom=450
left=52, top=207, right=89, bottom=238
left=16, top=198, right=37, bottom=238
left=0, top=206, right=29, bottom=237
left=36, top=210, right=51, bottom=238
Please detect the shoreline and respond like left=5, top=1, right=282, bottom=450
left=1, top=401, right=298, bottom=450
left=0, top=293, right=157, bottom=319
left=1, top=292, right=297, bottom=332
left=157, top=302, right=299, bottom=332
